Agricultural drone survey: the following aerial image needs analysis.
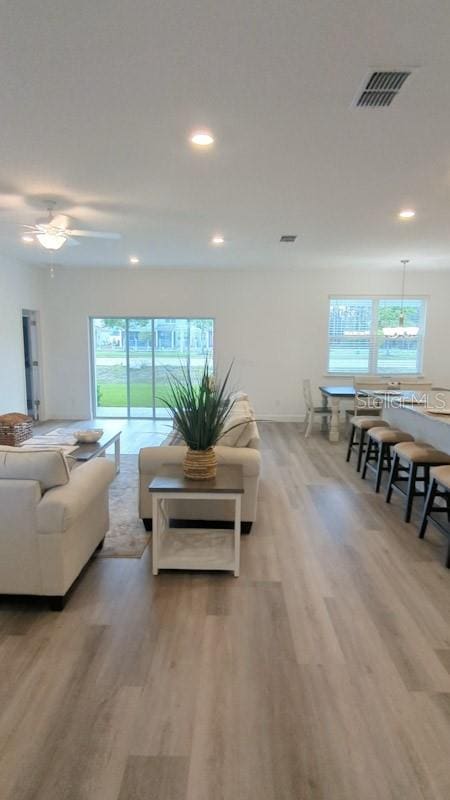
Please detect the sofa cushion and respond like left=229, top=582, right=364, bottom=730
left=229, top=391, right=249, bottom=402
left=0, top=446, right=70, bottom=491
left=217, top=400, right=254, bottom=447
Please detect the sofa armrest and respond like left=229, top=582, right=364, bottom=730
left=214, top=446, right=261, bottom=476
left=139, top=445, right=261, bottom=477
left=139, top=445, right=261, bottom=520
left=37, top=458, right=116, bottom=534
left=139, top=445, right=186, bottom=474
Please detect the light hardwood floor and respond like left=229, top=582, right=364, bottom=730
left=0, top=422, right=449, bottom=799
left=35, top=417, right=169, bottom=453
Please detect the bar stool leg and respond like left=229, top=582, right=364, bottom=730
left=356, top=429, right=366, bottom=473
left=386, top=453, right=400, bottom=504
left=346, top=424, right=355, bottom=463
left=423, top=465, right=430, bottom=495
left=375, top=443, right=387, bottom=493
left=405, top=463, right=418, bottom=523
left=419, top=479, right=437, bottom=539
left=361, top=437, right=374, bottom=480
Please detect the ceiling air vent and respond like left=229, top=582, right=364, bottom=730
left=280, top=235, right=297, bottom=243
left=353, top=69, right=413, bottom=108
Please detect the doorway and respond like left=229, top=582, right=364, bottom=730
left=22, top=310, right=41, bottom=419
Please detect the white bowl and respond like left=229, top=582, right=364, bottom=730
left=73, top=429, right=103, bottom=443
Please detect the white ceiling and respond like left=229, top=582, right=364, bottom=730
left=1, top=0, right=450, bottom=270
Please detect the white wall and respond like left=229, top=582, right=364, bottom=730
left=40, top=265, right=450, bottom=420
left=0, top=256, right=43, bottom=415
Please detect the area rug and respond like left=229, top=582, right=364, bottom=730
left=97, top=454, right=150, bottom=558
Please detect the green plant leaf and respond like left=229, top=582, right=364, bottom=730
left=158, top=358, right=235, bottom=450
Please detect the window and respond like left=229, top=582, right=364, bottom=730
left=91, top=317, right=214, bottom=419
left=327, top=297, right=426, bottom=375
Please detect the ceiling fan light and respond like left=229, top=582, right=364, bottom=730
left=36, top=232, right=67, bottom=250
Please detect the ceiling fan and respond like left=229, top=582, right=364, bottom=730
left=22, top=205, right=121, bottom=250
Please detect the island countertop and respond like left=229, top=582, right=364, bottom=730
left=379, top=390, right=450, bottom=454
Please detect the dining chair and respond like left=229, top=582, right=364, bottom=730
left=352, top=377, right=391, bottom=416
left=303, top=379, right=332, bottom=438
left=344, top=377, right=388, bottom=431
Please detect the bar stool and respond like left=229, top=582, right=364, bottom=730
left=386, top=442, right=450, bottom=523
left=418, top=465, right=450, bottom=568
left=346, top=416, right=390, bottom=473
left=361, top=427, right=414, bottom=493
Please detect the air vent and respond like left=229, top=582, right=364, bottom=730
left=280, top=235, right=297, bottom=243
left=353, top=69, right=413, bottom=108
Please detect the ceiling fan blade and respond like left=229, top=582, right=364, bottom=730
left=51, top=214, right=70, bottom=229
left=67, top=229, right=121, bottom=239
left=0, top=193, right=24, bottom=209
left=66, top=235, right=80, bottom=247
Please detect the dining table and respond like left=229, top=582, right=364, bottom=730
left=318, top=385, right=356, bottom=442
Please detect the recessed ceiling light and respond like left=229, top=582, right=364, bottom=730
left=190, top=130, right=214, bottom=146
left=22, top=235, right=34, bottom=243
left=398, top=209, right=416, bottom=219
left=211, top=235, right=225, bottom=245
left=129, top=256, right=139, bottom=264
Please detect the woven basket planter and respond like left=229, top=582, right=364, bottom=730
left=183, top=447, right=217, bottom=480
left=0, top=417, right=33, bottom=447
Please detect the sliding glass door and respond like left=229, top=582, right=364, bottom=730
left=154, top=319, right=189, bottom=417
left=91, top=317, right=214, bottom=419
left=129, top=318, right=153, bottom=418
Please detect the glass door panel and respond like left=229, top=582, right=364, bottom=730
left=189, top=318, right=214, bottom=384
left=92, top=318, right=128, bottom=417
left=154, top=318, right=189, bottom=418
left=128, top=318, right=154, bottom=418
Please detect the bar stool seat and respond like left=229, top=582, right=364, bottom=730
left=418, top=465, right=450, bottom=568
left=386, top=442, right=450, bottom=523
left=431, top=465, right=450, bottom=487
left=394, top=442, right=450, bottom=464
left=362, top=428, right=414, bottom=493
left=351, top=417, right=390, bottom=430
left=346, top=417, right=390, bottom=472
left=370, top=427, right=414, bottom=445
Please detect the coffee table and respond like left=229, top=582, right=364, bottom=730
left=149, top=465, right=243, bottom=576
left=72, top=430, right=121, bottom=474
left=25, top=426, right=122, bottom=474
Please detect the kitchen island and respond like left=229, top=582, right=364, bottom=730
left=380, top=391, right=450, bottom=454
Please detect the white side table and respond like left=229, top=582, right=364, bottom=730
left=149, top=465, right=243, bottom=576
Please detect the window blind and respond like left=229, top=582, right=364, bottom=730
left=328, top=297, right=426, bottom=375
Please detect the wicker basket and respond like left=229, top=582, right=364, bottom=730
left=0, top=413, right=33, bottom=447
left=183, top=447, right=217, bottom=480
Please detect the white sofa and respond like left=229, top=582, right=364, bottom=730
left=0, top=446, right=115, bottom=609
left=139, top=395, right=261, bottom=533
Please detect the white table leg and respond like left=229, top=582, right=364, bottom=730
left=234, top=495, right=241, bottom=577
left=114, top=436, right=120, bottom=474
left=152, top=495, right=159, bottom=575
left=320, top=394, right=329, bottom=432
left=329, top=397, right=340, bottom=442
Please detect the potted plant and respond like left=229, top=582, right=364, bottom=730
left=162, top=360, right=236, bottom=480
